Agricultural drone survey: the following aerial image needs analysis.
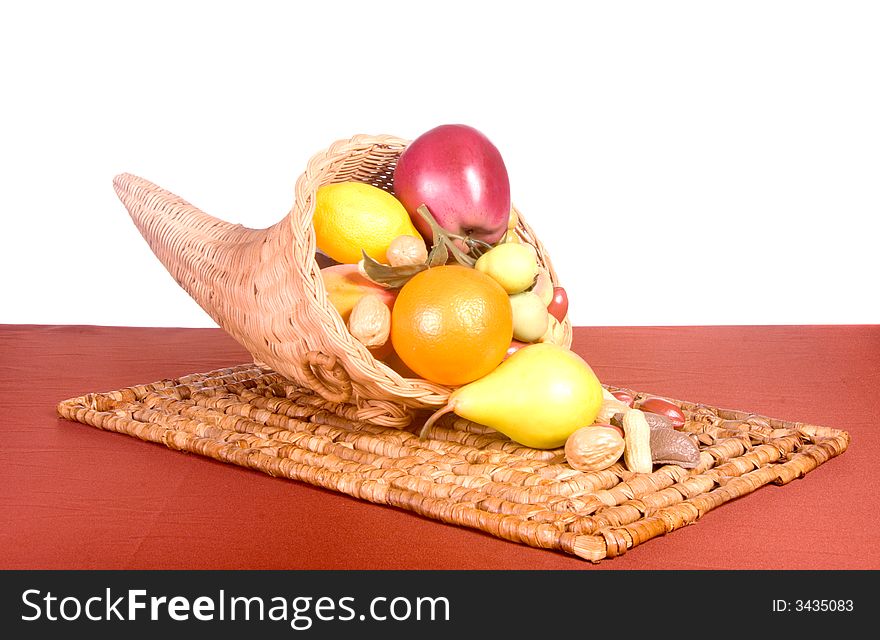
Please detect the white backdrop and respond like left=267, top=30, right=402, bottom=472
left=2, top=1, right=877, bottom=328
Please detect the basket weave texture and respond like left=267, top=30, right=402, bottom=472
left=57, top=364, right=849, bottom=563
left=113, top=134, right=571, bottom=428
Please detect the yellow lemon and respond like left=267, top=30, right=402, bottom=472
left=313, top=182, right=424, bottom=264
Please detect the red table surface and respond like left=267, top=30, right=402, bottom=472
left=1, top=323, right=877, bottom=570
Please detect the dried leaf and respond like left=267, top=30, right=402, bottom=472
left=427, top=240, right=449, bottom=267
left=360, top=251, right=427, bottom=288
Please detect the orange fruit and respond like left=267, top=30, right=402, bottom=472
left=390, top=265, right=513, bottom=386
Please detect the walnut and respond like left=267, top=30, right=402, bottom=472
left=347, top=294, right=391, bottom=348
left=565, top=426, right=626, bottom=472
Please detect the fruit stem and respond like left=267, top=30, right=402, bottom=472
left=465, top=236, right=494, bottom=257
left=415, top=204, right=478, bottom=267
left=419, top=402, right=456, bottom=439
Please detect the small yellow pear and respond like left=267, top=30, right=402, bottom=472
left=420, top=343, right=604, bottom=449
left=474, top=242, right=538, bottom=294
left=509, top=291, right=549, bottom=342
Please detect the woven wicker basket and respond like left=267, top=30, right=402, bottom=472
left=113, top=134, right=572, bottom=428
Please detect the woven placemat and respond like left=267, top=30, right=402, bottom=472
left=56, top=364, right=850, bottom=562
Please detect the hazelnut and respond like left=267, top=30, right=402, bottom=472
left=386, top=235, right=428, bottom=267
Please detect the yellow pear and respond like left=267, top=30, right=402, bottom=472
left=420, top=343, right=604, bottom=449
left=474, top=242, right=538, bottom=294
left=509, top=291, right=549, bottom=342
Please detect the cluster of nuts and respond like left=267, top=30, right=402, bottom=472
left=564, top=389, right=700, bottom=473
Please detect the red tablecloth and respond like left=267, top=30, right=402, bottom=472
left=1, top=324, right=877, bottom=570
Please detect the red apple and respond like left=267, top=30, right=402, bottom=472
left=393, top=124, right=511, bottom=245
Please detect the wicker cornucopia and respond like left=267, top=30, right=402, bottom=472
left=113, top=134, right=572, bottom=428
